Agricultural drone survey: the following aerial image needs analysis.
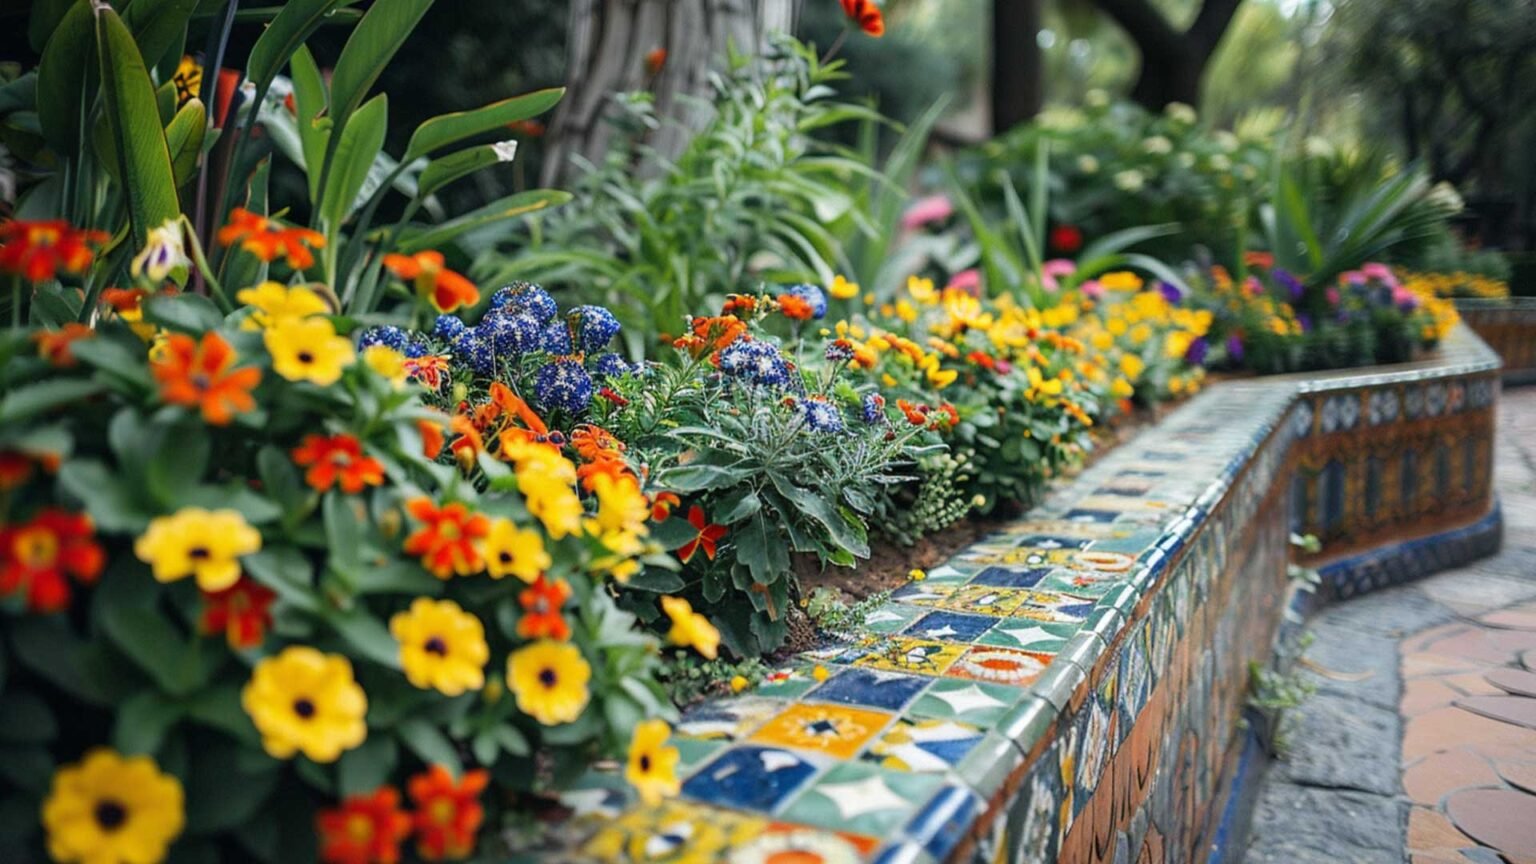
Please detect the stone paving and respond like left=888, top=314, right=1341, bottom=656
left=1244, top=387, right=1536, bottom=864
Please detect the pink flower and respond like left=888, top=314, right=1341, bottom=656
left=1041, top=259, right=1077, bottom=292
left=1326, top=287, right=1341, bottom=306
left=901, top=195, right=954, bottom=230
left=1361, top=262, right=1397, bottom=288
left=1244, top=276, right=1264, bottom=296
left=946, top=268, right=982, bottom=294
left=1081, top=279, right=1104, bottom=299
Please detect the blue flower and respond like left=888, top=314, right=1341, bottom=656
left=534, top=358, right=594, bottom=414
left=402, top=338, right=429, bottom=358
left=824, top=340, right=854, bottom=363
left=802, top=398, right=844, bottom=433
left=1157, top=281, right=1183, bottom=304
left=570, top=305, right=621, bottom=353
left=433, top=314, right=467, bottom=341
left=718, top=339, right=792, bottom=388
left=785, top=283, right=827, bottom=319
left=493, top=282, right=558, bottom=322
left=861, top=393, right=887, bottom=425
left=591, top=352, right=631, bottom=380
left=542, top=319, right=573, bottom=354
left=480, top=312, right=543, bottom=357
left=358, top=326, right=407, bottom=351
left=453, top=333, right=496, bottom=375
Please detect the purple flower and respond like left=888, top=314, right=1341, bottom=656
left=1297, top=312, right=1313, bottom=333
left=1274, top=269, right=1304, bottom=302
left=861, top=393, right=887, bottom=425
left=1183, top=336, right=1209, bottom=366
left=801, top=398, right=844, bottom=433
left=1226, top=334, right=1244, bottom=363
left=1158, top=281, right=1183, bottom=304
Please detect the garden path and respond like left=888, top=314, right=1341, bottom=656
left=1243, top=386, right=1536, bottom=864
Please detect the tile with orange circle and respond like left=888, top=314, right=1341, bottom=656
left=946, top=646, right=1056, bottom=687
left=749, top=702, right=894, bottom=759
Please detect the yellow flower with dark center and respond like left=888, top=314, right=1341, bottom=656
left=478, top=517, right=550, bottom=582
left=661, top=595, right=720, bottom=659
left=236, top=281, right=328, bottom=330
left=241, top=646, right=368, bottom=762
left=42, top=749, right=184, bottom=864
left=362, top=344, right=408, bottom=388
left=172, top=55, right=202, bottom=105
left=507, top=640, right=591, bottom=725
left=134, top=507, right=260, bottom=592
left=390, top=597, right=488, bottom=696
left=264, top=317, right=355, bottom=385
left=624, top=719, right=681, bottom=806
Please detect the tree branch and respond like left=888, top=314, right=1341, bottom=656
left=1090, top=0, right=1181, bottom=56
left=1189, top=0, right=1245, bottom=53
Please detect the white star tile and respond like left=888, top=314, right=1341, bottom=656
left=992, top=625, right=1057, bottom=647
left=929, top=683, right=1006, bottom=716
left=759, top=750, right=803, bottom=773
left=817, top=774, right=911, bottom=819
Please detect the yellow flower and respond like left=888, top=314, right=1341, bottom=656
left=909, top=568, right=926, bottom=581
left=1111, top=377, right=1134, bottom=398
left=921, top=355, right=958, bottom=389
left=506, top=445, right=584, bottom=538
left=589, top=472, right=650, bottom=537
left=1099, top=271, right=1143, bottom=292
left=264, top=317, right=355, bottom=385
left=1119, top=354, right=1145, bottom=380
left=1165, top=330, right=1194, bottom=359
left=730, top=675, right=750, bottom=693
left=895, top=299, right=919, bottom=323
left=625, top=719, right=681, bottom=806
left=43, top=749, right=184, bottom=864
left=829, top=275, right=860, bottom=300
left=362, top=344, right=408, bottom=388
left=508, top=640, right=591, bottom=725
left=390, top=597, right=489, bottom=696
left=241, top=646, right=367, bottom=762
left=1091, top=331, right=1114, bottom=351
left=134, top=507, right=260, bottom=592
left=478, top=517, right=550, bottom=582
left=236, top=282, right=328, bottom=330
left=907, top=275, right=938, bottom=304
left=1106, top=316, right=1128, bottom=337
left=661, top=595, right=720, bottom=659
left=130, top=219, right=189, bottom=284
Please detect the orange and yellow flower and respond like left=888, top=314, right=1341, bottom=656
left=316, top=786, right=411, bottom=864
left=676, top=505, right=726, bottom=563
left=407, top=765, right=489, bottom=861
left=625, top=719, right=681, bottom=806
left=199, top=577, right=277, bottom=649
left=32, top=324, right=95, bottom=368
left=151, top=331, right=262, bottom=425
left=292, top=434, right=385, bottom=494
left=218, top=208, right=326, bottom=270
left=840, top=0, right=885, bottom=36
left=661, top=595, right=720, bottom=659
left=403, top=498, right=489, bottom=578
left=382, top=251, right=479, bottom=313
left=0, top=219, right=107, bottom=282
left=0, top=509, right=104, bottom=613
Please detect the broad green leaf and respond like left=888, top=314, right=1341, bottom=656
left=327, top=0, right=432, bottom=141
left=36, top=0, right=94, bottom=151
left=329, top=609, right=401, bottom=669
left=416, top=142, right=516, bottom=200
left=397, top=189, right=572, bottom=253
left=658, top=463, right=749, bottom=493
left=112, top=692, right=182, bottom=756
left=289, top=45, right=331, bottom=204
left=165, top=97, right=207, bottom=187
left=28, top=0, right=76, bottom=53
left=319, top=93, right=388, bottom=230
left=404, top=87, right=563, bottom=161
left=57, top=460, right=151, bottom=532
left=397, top=717, right=460, bottom=774
left=246, top=0, right=356, bottom=97
left=0, top=379, right=105, bottom=424
left=622, top=569, right=685, bottom=593
left=142, top=293, right=224, bottom=333
left=122, top=0, right=200, bottom=73
left=0, top=691, right=57, bottom=744
left=338, top=735, right=397, bottom=796
left=96, top=3, right=180, bottom=245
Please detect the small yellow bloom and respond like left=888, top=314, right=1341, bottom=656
left=362, top=344, right=408, bottom=388
left=829, top=275, right=860, bottom=300
left=43, top=749, right=184, bottom=864
left=730, top=675, right=750, bottom=693
left=812, top=665, right=830, bottom=682
left=236, top=281, right=328, bottom=330
left=909, top=568, right=927, bottom=581
left=508, top=640, right=591, bottom=726
left=1111, top=377, right=1134, bottom=399
left=241, top=646, right=368, bottom=762
left=1099, top=271, right=1143, bottom=292
left=625, top=719, right=681, bottom=806
left=390, top=597, right=489, bottom=696
left=589, top=472, right=650, bottom=537
left=1119, top=354, right=1145, bottom=380
left=895, top=299, right=919, bottom=323
left=907, top=275, right=938, bottom=304
left=264, top=317, right=354, bottom=385
left=661, top=595, right=720, bottom=660
left=134, top=507, right=260, bottom=592
left=478, top=517, right=550, bottom=582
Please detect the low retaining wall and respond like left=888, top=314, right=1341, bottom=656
left=1456, top=298, right=1536, bottom=384
left=531, top=325, right=1503, bottom=864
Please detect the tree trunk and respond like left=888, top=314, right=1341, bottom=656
left=1092, top=0, right=1244, bottom=110
left=1127, top=45, right=1211, bottom=108
left=991, top=0, right=1044, bottom=134
left=543, top=0, right=799, bottom=187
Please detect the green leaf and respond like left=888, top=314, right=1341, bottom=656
left=183, top=684, right=259, bottom=745
left=142, top=293, right=224, bottom=333
left=319, top=93, right=388, bottom=230
left=397, top=189, right=572, bottom=254
left=329, top=608, right=401, bottom=669
left=165, top=97, right=207, bottom=187
left=622, top=569, right=685, bottom=593
left=184, top=742, right=280, bottom=834
left=658, top=463, right=749, bottom=494
left=183, top=482, right=282, bottom=524
left=29, top=0, right=76, bottom=54
left=0, top=378, right=105, bottom=424
left=122, top=0, right=200, bottom=72
left=354, top=560, right=442, bottom=596
left=289, top=45, right=331, bottom=204
left=397, top=717, right=460, bottom=773
left=0, top=690, right=57, bottom=744
left=732, top=512, right=787, bottom=585
left=98, top=604, right=209, bottom=695
left=337, top=734, right=397, bottom=796
left=327, top=0, right=432, bottom=141
left=416, top=143, right=515, bottom=200
left=404, top=87, right=563, bottom=161
left=769, top=473, right=869, bottom=558
left=256, top=445, right=310, bottom=525
left=7, top=617, right=110, bottom=705
left=29, top=284, right=82, bottom=327
left=37, top=0, right=94, bottom=151
left=322, top=492, right=365, bottom=576
left=112, top=691, right=182, bottom=755
left=58, top=459, right=151, bottom=532
left=95, top=2, right=180, bottom=245
left=246, top=0, right=356, bottom=97
left=242, top=546, right=321, bottom=613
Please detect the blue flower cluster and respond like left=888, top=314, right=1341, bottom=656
left=569, top=305, right=621, bottom=353
left=717, top=338, right=794, bottom=388
left=358, top=325, right=428, bottom=357
left=785, top=283, right=827, bottom=319
left=861, top=393, right=887, bottom=425
left=801, top=398, right=845, bottom=434
left=534, top=358, right=594, bottom=414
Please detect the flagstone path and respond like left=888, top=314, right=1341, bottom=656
left=1244, top=386, right=1536, bottom=864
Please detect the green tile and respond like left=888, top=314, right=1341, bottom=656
left=779, top=761, right=943, bottom=836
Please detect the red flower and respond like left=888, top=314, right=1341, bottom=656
left=291, top=434, right=385, bottom=494
left=650, top=491, right=682, bottom=522
left=507, top=119, right=545, bottom=138
left=0, top=451, right=33, bottom=491
left=382, top=251, right=479, bottom=313
left=840, top=0, right=885, bottom=36
left=32, top=323, right=95, bottom=368
left=403, top=498, right=490, bottom=579
left=676, top=505, right=727, bottom=564
left=1049, top=224, right=1084, bottom=254
left=151, top=331, right=262, bottom=426
left=777, top=294, right=814, bottom=321
left=408, top=765, right=489, bottom=861
left=217, top=208, right=326, bottom=270
left=896, top=399, right=928, bottom=426
left=0, top=509, right=105, bottom=613
left=645, top=47, right=668, bottom=76
left=518, top=574, right=572, bottom=641
left=0, top=220, right=108, bottom=282
left=200, top=577, right=277, bottom=649
left=317, top=786, right=412, bottom=864
left=1243, top=251, right=1275, bottom=269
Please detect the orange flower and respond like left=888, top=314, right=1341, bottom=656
left=492, top=385, right=562, bottom=453
left=721, top=295, right=757, bottom=316
left=448, top=415, right=485, bottom=472
left=199, top=577, right=277, bottom=649
left=645, top=47, right=668, bottom=76
left=571, top=425, right=625, bottom=462
left=382, top=251, right=479, bottom=313
left=518, top=574, right=572, bottom=641
left=32, top=323, right=95, bottom=367
left=1242, top=251, right=1274, bottom=269
left=101, top=287, right=150, bottom=313
left=316, top=786, right=411, bottom=864
left=777, top=294, right=814, bottom=321
left=507, top=119, right=545, bottom=138
left=650, top=492, right=681, bottom=522
left=840, top=0, right=885, bottom=36
left=407, top=765, right=489, bottom=861
left=418, top=417, right=447, bottom=459
left=217, top=208, right=325, bottom=270
left=676, top=505, right=727, bottom=564
left=896, top=399, right=928, bottom=426
left=404, top=354, right=452, bottom=390
left=0, top=219, right=107, bottom=282
left=0, top=509, right=104, bottom=613
left=151, top=331, right=261, bottom=425
left=403, top=498, right=489, bottom=578
left=291, top=434, right=385, bottom=494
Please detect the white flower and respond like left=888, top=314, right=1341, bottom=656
left=1428, top=181, right=1464, bottom=213
left=1142, top=135, right=1173, bottom=155
left=491, top=140, right=519, bottom=163
left=1113, top=170, right=1145, bottom=192
left=1165, top=102, right=1197, bottom=125
left=1085, top=89, right=1109, bottom=108
left=1076, top=154, right=1100, bottom=175
left=1209, top=154, right=1232, bottom=172
left=1303, top=136, right=1334, bottom=159
left=130, top=219, right=190, bottom=284
left=1214, top=130, right=1239, bottom=152
left=1177, top=152, right=1196, bottom=168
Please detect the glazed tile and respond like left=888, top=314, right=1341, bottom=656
left=978, top=619, right=1080, bottom=652
left=907, top=678, right=1026, bottom=727
left=808, top=667, right=932, bottom=711
left=860, top=602, right=928, bottom=635
left=968, top=565, right=1052, bottom=588
left=676, top=695, right=788, bottom=741
left=863, top=715, right=987, bottom=772
left=904, top=610, right=1000, bottom=642
left=779, top=761, right=945, bottom=836
left=947, top=645, right=1055, bottom=687
left=847, top=636, right=967, bottom=677
left=753, top=666, right=823, bottom=700
left=749, top=703, right=894, bottom=759
left=680, top=745, right=824, bottom=813
left=902, top=783, right=983, bottom=861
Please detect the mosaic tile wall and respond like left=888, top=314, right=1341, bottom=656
left=1456, top=298, right=1536, bottom=384
left=526, top=326, right=1502, bottom=864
